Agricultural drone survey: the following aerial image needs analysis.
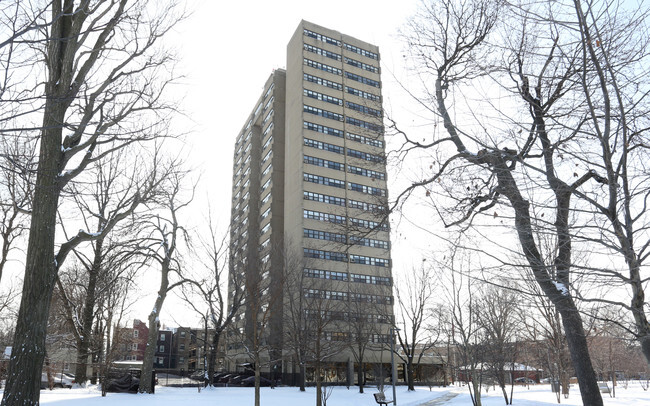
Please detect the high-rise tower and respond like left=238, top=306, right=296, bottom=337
left=228, top=20, right=393, bottom=385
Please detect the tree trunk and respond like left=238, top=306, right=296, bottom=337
left=140, top=262, right=169, bottom=394
left=357, top=360, right=364, bottom=393
left=75, top=237, right=104, bottom=384
left=406, top=360, right=415, bottom=391
left=0, top=5, right=70, bottom=401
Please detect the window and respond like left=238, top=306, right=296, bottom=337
left=304, top=138, right=344, bottom=154
left=179, top=356, right=185, bottom=364
left=304, top=268, right=348, bottom=281
left=350, top=273, right=392, bottom=285
left=304, top=155, right=344, bottom=171
left=132, top=343, right=138, bottom=350
left=303, top=191, right=345, bottom=206
left=260, top=207, right=271, bottom=221
left=346, top=101, right=382, bottom=117
left=160, top=334, right=165, bottom=341
left=263, top=135, right=273, bottom=150
left=304, top=121, right=344, bottom=138
left=346, top=117, right=383, bottom=133
left=304, top=228, right=347, bottom=243
left=304, top=73, right=342, bottom=90
left=303, top=209, right=345, bottom=224
left=261, top=192, right=271, bottom=205
left=344, top=71, right=380, bottom=88
left=262, top=150, right=272, bottom=165
left=344, top=56, right=379, bottom=73
left=347, top=148, right=384, bottom=163
left=349, top=236, right=390, bottom=250
left=159, top=345, right=165, bottom=352
left=264, top=83, right=274, bottom=100
left=260, top=222, right=271, bottom=236
left=133, top=330, right=139, bottom=338
left=348, top=165, right=385, bottom=180
left=304, top=29, right=341, bottom=46
left=261, top=178, right=271, bottom=193
left=304, top=43, right=341, bottom=61
left=349, top=217, right=389, bottom=231
left=262, top=109, right=273, bottom=125
left=303, top=248, right=347, bottom=262
left=262, top=163, right=272, bottom=177
left=180, top=331, right=186, bottom=338
left=349, top=255, right=390, bottom=267
left=345, top=86, right=380, bottom=102
left=348, top=182, right=386, bottom=196
left=263, top=122, right=273, bottom=137
left=304, top=173, right=345, bottom=188
left=304, top=89, right=342, bottom=105
left=260, top=238, right=270, bottom=251
left=304, top=58, right=341, bottom=75
left=343, top=43, right=379, bottom=60
left=304, top=105, right=343, bottom=121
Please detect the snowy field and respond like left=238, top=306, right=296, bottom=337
left=6, top=382, right=648, bottom=405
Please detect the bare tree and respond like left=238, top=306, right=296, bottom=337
left=391, top=1, right=639, bottom=403
left=2, top=1, right=183, bottom=403
left=394, top=264, right=439, bottom=391
left=180, top=216, right=244, bottom=386
left=138, top=173, right=192, bottom=394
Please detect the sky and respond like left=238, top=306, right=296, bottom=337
left=138, top=0, right=429, bottom=325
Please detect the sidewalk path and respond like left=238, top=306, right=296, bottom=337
left=417, top=391, right=460, bottom=405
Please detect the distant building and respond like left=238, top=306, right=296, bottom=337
left=114, top=319, right=149, bottom=361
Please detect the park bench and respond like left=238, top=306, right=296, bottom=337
left=374, top=392, right=394, bottom=405
left=597, top=382, right=611, bottom=395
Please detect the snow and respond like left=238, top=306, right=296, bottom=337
left=552, top=281, right=569, bottom=296
left=8, top=382, right=647, bottom=406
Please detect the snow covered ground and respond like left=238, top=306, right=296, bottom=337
left=6, top=382, right=648, bottom=405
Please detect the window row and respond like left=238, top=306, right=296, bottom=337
left=303, top=191, right=386, bottom=214
left=304, top=173, right=345, bottom=189
left=303, top=248, right=390, bottom=267
left=304, top=155, right=344, bottom=171
left=351, top=292, right=392, bottom=304
left=346, top=116, right=383, bottom=133
left=304, top=43, right=341, bottom=61
left=348, top=165, right=385, bottom=180
left=303, top=248, right=347, bottom=262
left=349, top=182, right=386, bottom=197
left=304, top=89, right=342, bottom=106
left=304, top=191, right=346, bottom=207
left=304, top=29, right=341, bottom=46
left=349, top=236, right=390, bottom=250
left=303, top=30, right=378, bottom=61
left=349, top=217, right=389, bottom=231
left=347, top=132, right=384, bottom=148
left=346, top=101, right=382, bottom=117
left=304, top=137, right=344, bottom=154
left=304, top=209, right=346, bottom=224
left=350, top=254, right=390, bottom=267
left=345, top=71, right=380, bottom=88
left=304, top=228, right=347, bottom=244
left=304, top=122, right=344, bottom=138
left=345, top=86, right=380, bottom=102
left=304, top=268, right=392, bottom=285
left=304, top=310, right=394, bottom=326
left=343, top=43, right=379, bottom=60
left=344, top=56, right=379, bottom=73
left=304, top=58, right=341, bottom=76
left=347, top=148, right=384, bottom=163
left=304, top=73, right=342, bottom=91
left=304, top=104, right=343, bottom=122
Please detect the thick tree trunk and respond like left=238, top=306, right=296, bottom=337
left=1, top=6, right=69, bottom=400
left=357, top=360, right=364, bottom=393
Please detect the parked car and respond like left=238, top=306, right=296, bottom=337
left=514, top=377, right=536, bottom=384
left=190, top=370, right=207, bottom=381
left=40, top=372, right=74, bottom=389
left=241, top=375, right=273, bottom=387
left=219, top=374, right=235, bottom=383
left=228, top=375, right=245, bottom=385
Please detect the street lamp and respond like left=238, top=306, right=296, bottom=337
left=390, top=327, right=400, bottom=405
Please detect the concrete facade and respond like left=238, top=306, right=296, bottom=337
left=227, top=20, right=394, bottom=384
